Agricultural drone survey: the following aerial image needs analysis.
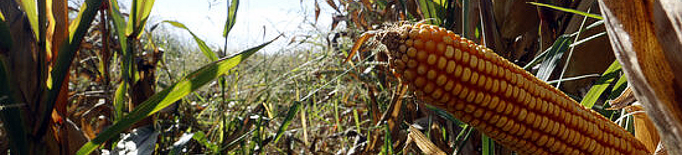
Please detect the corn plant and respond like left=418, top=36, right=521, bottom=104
left=0, top=0, right=103, bottom=154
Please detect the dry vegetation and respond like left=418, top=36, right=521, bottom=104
left=1, top=0, right=681, bottom=155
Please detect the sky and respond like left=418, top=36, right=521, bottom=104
left=149, top=0, right=336, bottom=54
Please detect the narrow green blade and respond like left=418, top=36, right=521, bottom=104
left=108, top=0, right=133, bottom=122
left=580, top=61, right=622, bottom=108
left=536, top=35, right=571, bottom=82
left=163, top=21, right=219, bottom=61
left=18, top=0, right=38, bottom=38
left=223, top=0, right=239, bottom=38
left=273, top=101, right=302, bottom=143
left=482, top=135, right=495, bottom=155
left=126, top=0, right=156, bottom=38
left=529, top=2, right=603, bottom=20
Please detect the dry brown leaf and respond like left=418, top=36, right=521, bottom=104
left=63, top=119, right=89, bottom=155
left=331, top=14, right=345, bottom=31
left=314, top=0, right=320, bottom=24
left=366, top=84, right=409, bottom=153
left=48, top=0, right=72, bottom=118
left=80, top=119, right=96, bottom=139
left=326, top=0, right=339, bottom=12
left=608, top=87, right=637, bottom=110
left=626, top=104, right=660, bottom=153
left=288, top=36, right=297, bottom=45
left=479, top=0, right=502, bottom=51
left=351, top=10, right=362, bottom=30
left=359, top=10, right=368, bottom=29
left=405, top=126, right=446, bottom=155
left=344, top=32, right=374, bottom=64
left=599, top=0, right=682, bottom=154
left=360, top=0, right=373, bottom=12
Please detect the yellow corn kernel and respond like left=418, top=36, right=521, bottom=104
left=427, top=70, right=437, bottom=80
left=436, top=74, right=447, bottom=86
left=425, top=40, right=436, bottom=51
left=436, top=43, right=446, bottom=55
left=417, top=50, right=428, bottom=61
left=427, top=54, right=437, bottom=65
left=407, top=47, right=417, bottom=57
left=446, top=60, right=456, bottom=74
left=437, top=57, right=447, bottom=69
left=407, top=59, right=418, bottom=68
left=445, top=46, right=455, bottom=58
left=454, top=48, right=463, bottom=61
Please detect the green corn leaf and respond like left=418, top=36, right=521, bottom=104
left=108, top=0, right=133, bottom=122
left=76, top=37, right=276, bottom=155
left=594, top=74, right=628, bottom=118
left=580, top=60, right=622, bottom=108
left=113, top=82, right=127, bottom=121
left=523, top=47, right=549, bottom=70
left=66, top=0, right=100, bottom=42
left=482, top=135, right=495, bottom=155
left=536, top=35, right=571, bottom=82
left=569, top=32, right=606, bottom=48
left=163, top=20, right=219, bottom=61
left=223, top=0, right=239, bottom=38
left=18, top=0, right=38, bottom=38
left=127, top=0, right=155, bottom=38
left=528, top=2, right=603, bottom=20
left=430, top=0, right=446, bottom=6
left=609, top=74, right=628, bottom=101
left=417, top=0, right=444, bottom=26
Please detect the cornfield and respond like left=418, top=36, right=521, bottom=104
left=0, top=0, right=681, bottom=155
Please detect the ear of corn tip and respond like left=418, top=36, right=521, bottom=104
left=379, top=23, right=651, bottom=155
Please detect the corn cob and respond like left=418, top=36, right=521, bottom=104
left=378, top=23, right=650, bottom=155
